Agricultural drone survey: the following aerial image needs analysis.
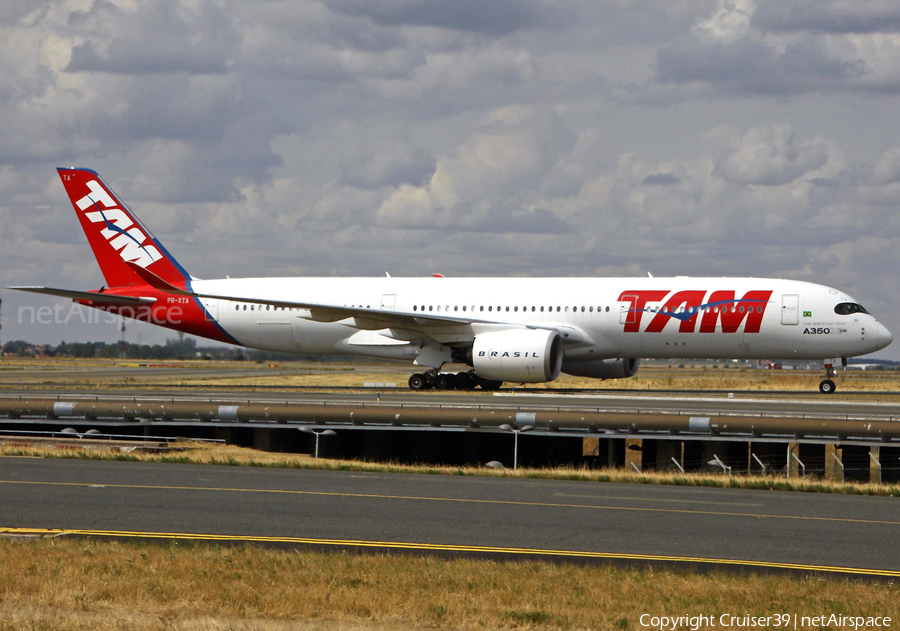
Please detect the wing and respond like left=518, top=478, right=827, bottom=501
left=124, top=262, right=482, bottom=332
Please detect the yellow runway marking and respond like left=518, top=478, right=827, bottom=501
left=2, top=527, right=898, bottom=578
left=0, top=479, right=898, bottom=526
left=555, top=492, right=764, bottom=507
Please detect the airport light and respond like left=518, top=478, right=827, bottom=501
left=831, top=451, right=845, bottom=483
left=707, top=454, right=731, bottom=475
left=791, top=452, right=806, bottom=478
left=298, top=427, right=336, bottom=458
left=498, top=423, right=534, bottom=470
left=751, top=452, right=768, bottom=475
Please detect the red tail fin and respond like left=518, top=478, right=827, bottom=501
left=57, top=167, right=190, bottom=288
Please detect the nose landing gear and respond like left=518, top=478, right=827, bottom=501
left=819, top=375, right=836, bottom=394
left=818, top=358, right=846, bottom=394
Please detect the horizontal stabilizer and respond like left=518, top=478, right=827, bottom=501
left=7, top=286, right=156, bottom=306
left=125, top=262, right=191, bottom=295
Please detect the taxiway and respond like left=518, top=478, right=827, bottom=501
left=2, top=457, right=898, bottom=577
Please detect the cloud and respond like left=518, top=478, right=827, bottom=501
left=339, top=140, right=436, bottom=189
left=713, top=124, right=830, bottom=186
left=656, top=0, right=900, bottom=95
left=322, top=0, right=556, bottom=36
left=375, top=128, right=545, bottom=229
left=66, top=0, right=240, bottom=75
left=642, top=173, right=680, bottom=186
left=754, top=0, right=900, bottom=34
left=692, top=0, right=756, bottom=44
left=868, top=148, right=900, bottom=185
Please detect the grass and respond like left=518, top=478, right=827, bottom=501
left=0, top=537, right=898, bottom=630
left=2, top=440, right=899, bottom=497
left=2, top=356, right=899, bottom=395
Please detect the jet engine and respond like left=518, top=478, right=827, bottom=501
left=472, top=329, right=563, bottom=383
left=562, top=357, right=641, bottom=380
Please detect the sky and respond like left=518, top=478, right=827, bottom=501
left=1, top=0, right=899, bottom=359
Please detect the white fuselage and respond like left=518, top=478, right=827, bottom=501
left=191, top=276, right=892, bottom=364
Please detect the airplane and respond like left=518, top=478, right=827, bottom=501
left=9, top=167, right=893, bottom=394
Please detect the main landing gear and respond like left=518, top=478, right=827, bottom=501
left=408, top=369, right=502, bottom=391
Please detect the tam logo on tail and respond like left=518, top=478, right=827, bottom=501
left=74, top=179, right=163, bottom=269
left=58, top=167, right=189, bottom=288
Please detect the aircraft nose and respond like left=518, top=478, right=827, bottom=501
left=871, top=321, right=893, bottom=350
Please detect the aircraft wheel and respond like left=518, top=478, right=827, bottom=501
left=434, top=374, right=451, bottom=390
left=456, top=372, right=476, bottom=390
left=409, top=374, right=428, bottom=390
left=819, top=379, right=836, bottom=394
left=479, top=378, right=503, bottom=391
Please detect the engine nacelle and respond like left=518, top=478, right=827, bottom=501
left=472, top=329, right=563, bottom=383
left=562, top=358, right=641, bottom=380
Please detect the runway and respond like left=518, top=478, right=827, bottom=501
left=2, top=457, right=899, bottom=577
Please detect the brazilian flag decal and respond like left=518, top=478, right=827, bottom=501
left=803, top=311, right=812, bottom=317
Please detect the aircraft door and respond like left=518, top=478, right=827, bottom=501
left=781, top=294, right=799, bottom=325
left=619, top=294, right=638, bottom=326
left=200, top=298, right=219, bottom=322
left=380, top=294, right=397, bottom=311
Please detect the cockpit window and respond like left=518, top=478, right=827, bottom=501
left=834, top=302, right=869, bottom=316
